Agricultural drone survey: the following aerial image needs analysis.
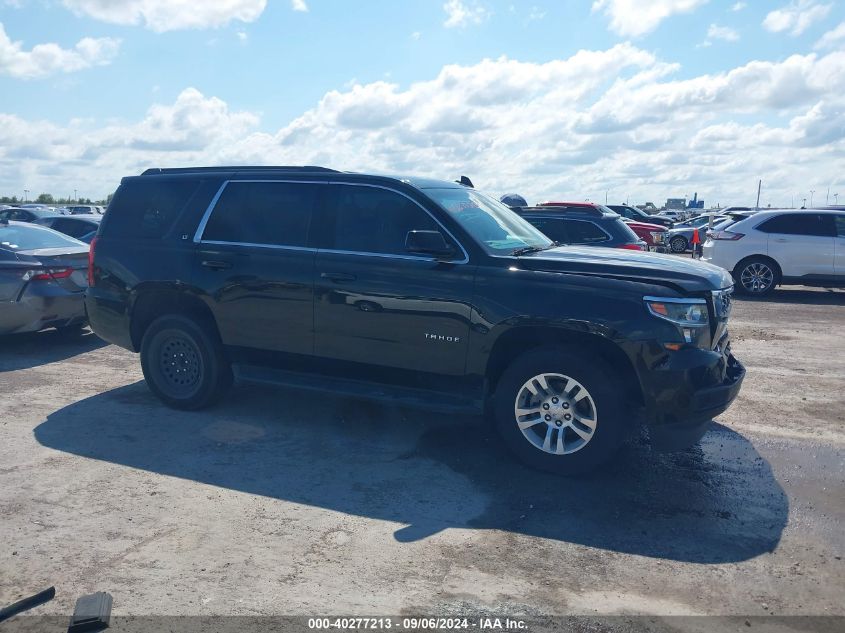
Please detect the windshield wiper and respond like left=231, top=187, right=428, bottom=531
left=511, top=243, right=558, bottom=257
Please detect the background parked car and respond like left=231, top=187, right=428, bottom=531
left=67, top=205, right=104, bottom=215
left=666, top=214, right=729, bottom=253
left=623, top=219, right=669, bottom=252
left=516, top=203, right=647, bottom=251
left=0, top=207, right=60, bottom=223
left=34, top=214, right=101, bottom=242
left=608, top=204, right=674, bottom=228
left=0, top=220, right=90, bottom=335
left=701, top=209, right=845, bottom=296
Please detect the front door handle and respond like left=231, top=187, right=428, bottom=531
left=774, top=238, right=789, bottom=243
left=321, top=272, right=356, bottom=283
left=202, top=260, right=232, bottom=270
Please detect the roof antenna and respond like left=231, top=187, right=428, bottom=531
left=456, top=176, right=474, bottom=188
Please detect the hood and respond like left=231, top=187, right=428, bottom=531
left=517, top=245, right=733, bottom=294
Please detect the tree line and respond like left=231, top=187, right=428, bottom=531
left=1, top=193, right=112, bottom=205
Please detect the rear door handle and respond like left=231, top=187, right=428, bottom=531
left=320, top=272, right=356, bottom=282
left=774, top=238, right=789, bottom=243
left=201, top=260, right=232, bottom=270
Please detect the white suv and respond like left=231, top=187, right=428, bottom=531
left=701, top=209, right=845, bottom=296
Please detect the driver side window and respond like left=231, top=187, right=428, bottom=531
left=331, top=185, right=442, bottom=256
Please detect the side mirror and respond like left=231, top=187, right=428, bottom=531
left=405, top=230, right=455, bottom=258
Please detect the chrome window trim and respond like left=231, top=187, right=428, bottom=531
left=327, top=180, right=469, bottom=264
left=193, top=179, right=469, bottom=263
left=193, top=179, right=328, bottom=245
left=643, top=296, right=707, bottom=304
left=197, top=240, right=317, bottom=253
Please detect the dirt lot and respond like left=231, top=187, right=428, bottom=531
left=1, top=286, right=844, bottom=621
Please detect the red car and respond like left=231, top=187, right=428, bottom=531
left=622, top=219, right=668, bottom=252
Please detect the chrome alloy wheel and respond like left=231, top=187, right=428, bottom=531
left=740, top=262, right=774, bottom=293
left=514, top=373, right=598, bottom=455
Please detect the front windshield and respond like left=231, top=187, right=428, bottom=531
left=426, top=188, right=553, bottom=255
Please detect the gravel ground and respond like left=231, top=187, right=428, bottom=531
left=1, top=285, right=843, bottom=622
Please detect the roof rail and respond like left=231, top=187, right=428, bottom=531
left=518, top=205, right=606, bottom=217
left=140, top=166, right=339, bottom=176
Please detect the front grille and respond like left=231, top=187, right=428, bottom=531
left=712, top=287, right=733, bottom=319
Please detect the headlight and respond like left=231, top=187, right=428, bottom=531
left=650, top=231, right=665, bottom=243
left=643, top=296, right=708, bottom=327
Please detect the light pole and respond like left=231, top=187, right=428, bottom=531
left=23, top=189, right=29, bottom=202
left=802, top=198, right=807, bottom=208
left=809, top=189, right=815, bottom=207
left=835, top=193, right=839, bottom=205
left=74, top=189, right=77, bottom=202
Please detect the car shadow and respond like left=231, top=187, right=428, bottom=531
left=34, top=380, right=788, bottom=564
left=734, top=286, right=845, bottom=306
left=0, top=328, right=108, bottom=373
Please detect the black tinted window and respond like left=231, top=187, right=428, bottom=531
left=106, top=179, right=199, bottom=238
left=53, top=219, right=96, bottom=238
left=757, top=213, right=833, bottom=237
left=835, top=215, right=845, bottom=237
left=332, top=185, right=440, bottom=255
left=564, top=219, right=609, bottom=243
left=203, top=181, right=316, bottom=247
left=523, top=217, right=569, bottom=243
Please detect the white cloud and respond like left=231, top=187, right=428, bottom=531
left=411, top=31, right=421, bottom=40
left=591, top=0, right=709, bottom=37
left=814, top=20, right=845, bottom=49
left=730, top=2, right=746, bottom=11
left=526, top=6, right=546, bottom=23
left=443, top=0, right=490, bottom=29
left=0, top=22, right=120, bottom=79
left=62, top=0, right=268, bottom=32
left=2, top=47, right=844, bottom=207
left=763, top=1, right=832, bottom=37
left=707, top=23, right=739, bottom=42
left=291, top=0, right=308, bottom=12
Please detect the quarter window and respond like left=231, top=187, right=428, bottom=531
left=203, top=181, right=317, bottom=247
left=331, top=185, right=442, bottom=256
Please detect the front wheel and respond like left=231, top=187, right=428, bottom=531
left=734, top=257, right=778, bottom=297
left=669, top=235, right=688, bottom=253
left=493, top=347, right=628, bottom=475
left=140, top=315, right=232, bottom=410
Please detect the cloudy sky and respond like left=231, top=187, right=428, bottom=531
left=1, top=0, right=843, bottom=207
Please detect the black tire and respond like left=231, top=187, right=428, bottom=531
left=493, top=346, right=628, bottom=476
left=669, top=235, right=688, bottom=253
left=140, top=315, right=232, bottom=410
left=733, top=256, right=779, bottom=297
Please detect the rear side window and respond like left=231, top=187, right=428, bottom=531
left=331, top=185, right=440, bottom=255
left=834, top=215, right=845, bottom=237
left=202, top=181, right=317, bottom=247
left=523, top=217, right=569, bottom=243
left=757, top=213, right=833, bottom=237
left=106, top=179, right=200, bottom=239
left=564, top=219, right=610, bottom=243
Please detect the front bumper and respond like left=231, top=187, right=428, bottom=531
left=639, top=346, right=746, bottom=452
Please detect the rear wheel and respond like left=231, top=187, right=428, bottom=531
left=493, top=347, right=628, bottom=475
left=734, top=257, right=778, bottom=297
left=669, top=235, right=688, bottom=253
left=140, top=315, right=232, bottom=410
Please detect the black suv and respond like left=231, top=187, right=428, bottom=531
left=514, top=204, right=647, bottom=251
left=86, top=167, right=745, bottom=474
left=608, top=204, right=674, bottom=228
